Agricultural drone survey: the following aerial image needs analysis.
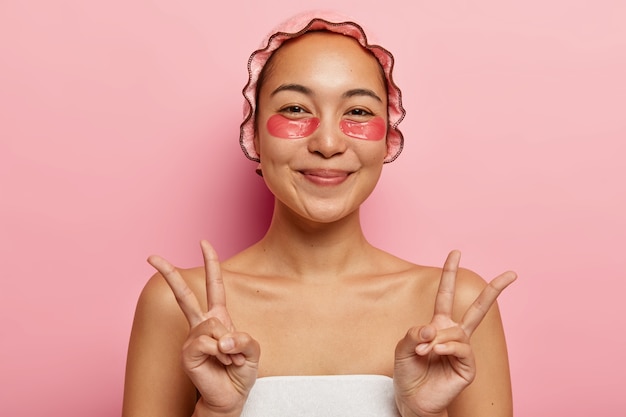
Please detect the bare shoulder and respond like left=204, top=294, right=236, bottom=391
left=137, top=266, right=207, bottom=315
left=138, top=271, right=177, bottom=310
left=130, top=269, right=200, bottom=350
left=383, top=251, right=495, bottom=321
left=452, top=267, right=491, bottom=305
left=124, top=267, right=206, bottom=416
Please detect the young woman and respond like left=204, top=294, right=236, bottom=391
left=123, top=11, right=517, bottom=417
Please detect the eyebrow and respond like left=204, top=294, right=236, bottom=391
left=270, top=84, right=313, bottom=97
left=342, top=88, right=383, bottom=103
left=270, top=84, right=383, bottom=103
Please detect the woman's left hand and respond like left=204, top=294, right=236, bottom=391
left=393, top=251, right=516, bottom=417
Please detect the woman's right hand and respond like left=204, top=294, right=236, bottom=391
left=148, top=240, right=260, bottom=417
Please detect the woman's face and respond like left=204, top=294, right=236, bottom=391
left=255, top=31, right=388, bottom=224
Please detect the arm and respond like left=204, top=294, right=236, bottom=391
left=447, top=271, right=513, bottom=417
left=122, top=273, right=198, bottom=417
left=123, top=241, right=260, bottom=417
left=394, top=251, right=516, bottom=417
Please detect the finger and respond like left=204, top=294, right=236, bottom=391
left=200, top=240, right=229, bottom=314
left=186, top=317, right=236, bottom=365
left=188, top=317, right=231, bottom=340
left=395, top=325, right=436, bottom=359
left=183, top=334, right=233, bottom=367
left=218, top=331, right=261, bottom=366
left=461, top=270, right=517, bottom=335
left=147, top=254, right=204, bottom=327
left=432, top=341, right=476, bottom=381
left=416, top=325, right=467, bottom=356
left=433, top=250, right=462, bottom=319
left=432, top=340, right=473, bottom=361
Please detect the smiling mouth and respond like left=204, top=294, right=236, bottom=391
left=299, top=169, right=352, bottom=185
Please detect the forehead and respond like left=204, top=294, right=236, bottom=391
left=263, top=31, right=386, bottom=91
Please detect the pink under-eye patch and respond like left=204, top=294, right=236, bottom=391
left=267, top=114, right=320, bottom=139
left=339, top=116, right=386, bottom=141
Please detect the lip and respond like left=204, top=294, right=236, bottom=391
left=299, top=169, right=352, bottom=186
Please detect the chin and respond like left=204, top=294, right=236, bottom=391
left=299, top=202, right=359, bottom=224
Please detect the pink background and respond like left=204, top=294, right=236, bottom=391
left=1, top=1, right=624, bottom=415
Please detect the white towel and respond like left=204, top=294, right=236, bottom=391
left=240, top=374, right=401, bottom=417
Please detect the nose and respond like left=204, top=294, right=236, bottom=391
left=307, top=118, right=347, bottom=158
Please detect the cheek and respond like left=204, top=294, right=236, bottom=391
left=339, top=116, right=386, bottom=141
left=267, top=114, right=320, bottom=139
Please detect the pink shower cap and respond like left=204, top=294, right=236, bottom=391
left=239, top=11, right=406, bottom=163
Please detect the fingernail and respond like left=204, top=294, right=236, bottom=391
left=416, top=343, right=429, bottom=354
left=220, top=338, right=234, bottom=351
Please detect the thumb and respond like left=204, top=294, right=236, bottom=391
left=218, top=332, right=261, bottom=366
left=395, top=325, right=437, bottom=358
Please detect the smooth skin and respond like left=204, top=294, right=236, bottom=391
left=146, top=242, right=260, bottom=417
left=393, top=250, right=516, bottom=417
left=123, top=32, right=516, bottom=417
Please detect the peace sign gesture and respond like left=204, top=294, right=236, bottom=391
left=393, top=251, right=517, bottom=417
left=147, top=240, right=260, bottom=416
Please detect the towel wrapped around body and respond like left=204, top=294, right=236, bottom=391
left=240, top=374, right=401, bottom=417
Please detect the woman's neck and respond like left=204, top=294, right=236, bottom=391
left=255, top=203, right=376, bottom=281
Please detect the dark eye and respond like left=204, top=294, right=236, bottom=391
left=347, top=108, right=372, bottom=117
left=280, top=105, right=307, bottom=114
